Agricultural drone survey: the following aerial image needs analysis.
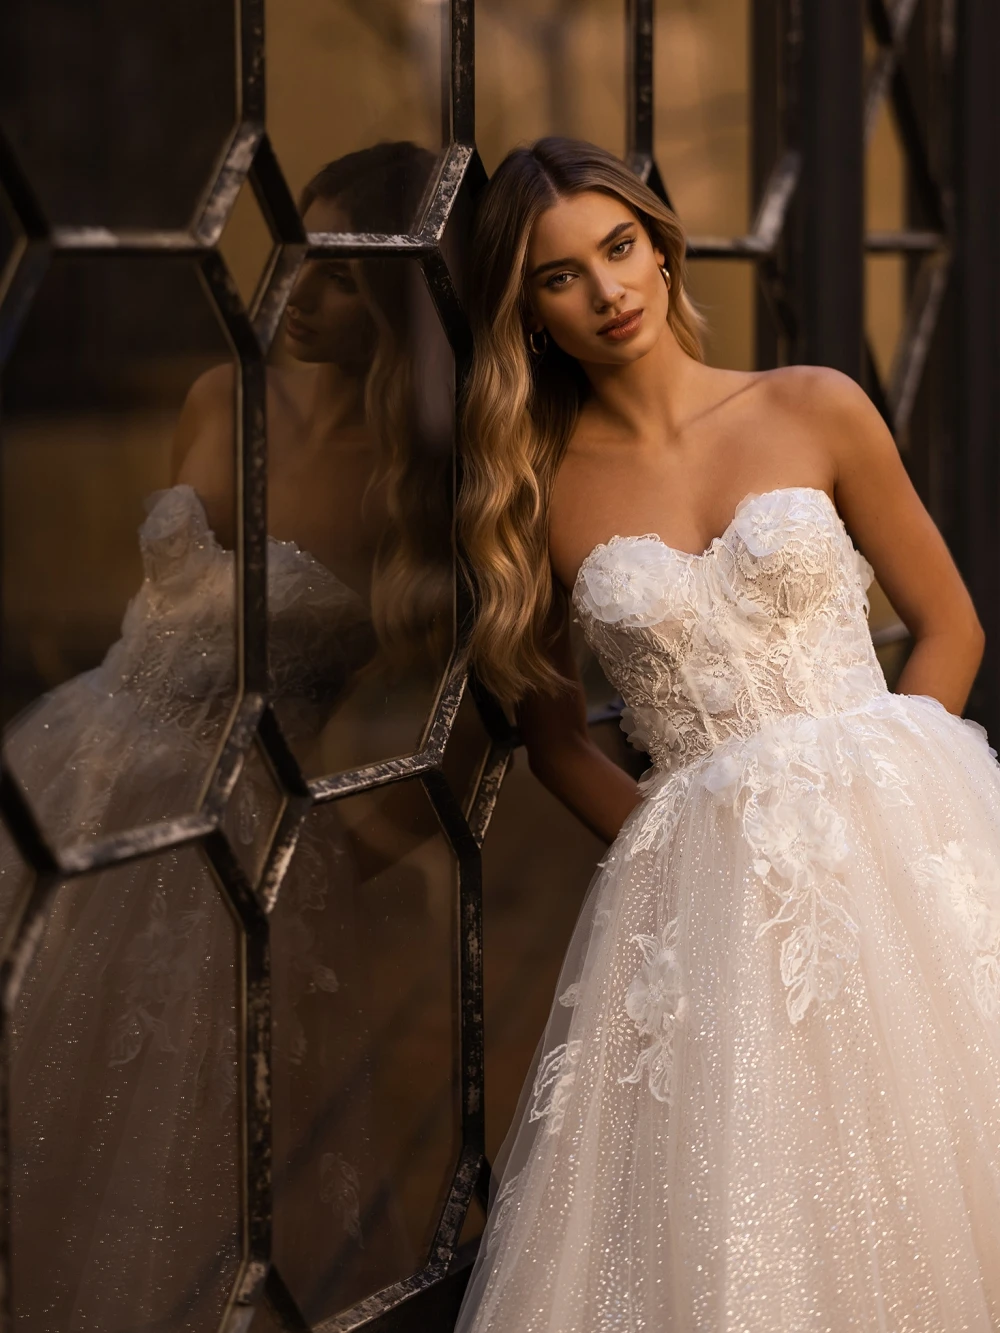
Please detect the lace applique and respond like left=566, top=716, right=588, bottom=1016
left=573, top=488, right=885, bottom=775
left=486, top=1171, right=522, bottom=1254
left=320, top=1151, right=363, bottom=1244
left=913, top=840, right=1000, bottom=1018
left=528, top=1041, right=582, bottom=1134
left=619, top=920, right=687, bottom=1102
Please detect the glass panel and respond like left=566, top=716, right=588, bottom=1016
left=0, top=5, right=235, bottom=229
left=10, top=846, right=241, bottom=1329
left=655, top=0, right=751, bottom=236
left=270, top=780, right=459, bottom=1321
left=440, top=688, right=493, bottom=818
left=477, top=0, right=626, bottom=172
left=481, top=752, right=606, bottom=1165
left=266, top=0, right=447, bottom=231
left=267, top=256, right=455, bottom=780
left=1, top=255, right=238, bottom=850
left=686, top=260, right=755, bottom=370
left=866, top=101, right=906, bottom=384
left=218, top=176, right=278, bottom=313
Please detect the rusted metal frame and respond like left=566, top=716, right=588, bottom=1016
left=417, top=143, right=483, bottom=245
left=421, top=762, right=485, bottom=1140
left=427, top=1144, right=484, bottom=1273
left=305, top=234, right=434, bottom=258
left=863, top=0, right=920, bottom=143
left=248, top=135, right=308, bottom=345
left=315, top=1265, right=464, bottom=1333
left=0, top=135, right=50, bottom=365
left=889, top=250, right=951, bottom=441
left=451, top=0, right=475, bottom=146
left=865, top=229, right=947, bottom=251
left=261, top=1266, right=312, bottom=1332
left=206, top=827, right=272, bottom=1331
left=193, top=122, right=266, bottom=249
left=798, top=0, right=865, bottom=379
left=867, top=0, right=944, bottom=230
left=421, top=249, right=472, bottom=364
left=254, top=710, right=311, bottom=913
left=626, top=0, right=656, bottom=182
left=467, top=742, right=513, bottom=851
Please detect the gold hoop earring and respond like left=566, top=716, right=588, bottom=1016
left=529, top=328, right=548, bottom=356
left=660, top=265, right=672, bottom=290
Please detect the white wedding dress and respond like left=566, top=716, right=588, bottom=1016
left=456, top=486, right=1000, bottom=1331
left=3, top=485, right=415, bottom=1331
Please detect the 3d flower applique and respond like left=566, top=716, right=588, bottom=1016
left=619, top=919, right=687, bottom=1102
left=529, top=1040, right=583, bottom=1134
left=913, top=840, right=1000, bottom=1018
left=575, top=536, right=697, bottom=629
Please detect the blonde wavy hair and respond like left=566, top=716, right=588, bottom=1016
left=458, top=136, right=706, bottom=705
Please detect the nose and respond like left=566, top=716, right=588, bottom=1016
left=591, top=265, right=626, bottom=311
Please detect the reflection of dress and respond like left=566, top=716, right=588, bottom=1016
left=4, top=485, right=411, bottom=1331
left=457, top=488, right=1000, bottom=1331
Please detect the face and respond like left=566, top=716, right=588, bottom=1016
left=524, top=190, right=669, bottom=366
left=283, top=197, right=378, bottom=371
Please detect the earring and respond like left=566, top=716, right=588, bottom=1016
left=660, top=265, right=672, bottom=289
left=529, top=328, right=548, bottom=356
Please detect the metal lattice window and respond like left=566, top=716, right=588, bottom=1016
left=0, top=1, right=997, bottom=1330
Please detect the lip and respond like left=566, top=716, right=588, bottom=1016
left=597, top=308, right=643, bottom=340
left=284, top=312, right=316, bottom=340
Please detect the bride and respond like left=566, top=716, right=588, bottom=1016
left=454, top=136, right=1000, bottom=1330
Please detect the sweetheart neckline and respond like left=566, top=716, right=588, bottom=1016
left=570, top=485, right=839, bottom=598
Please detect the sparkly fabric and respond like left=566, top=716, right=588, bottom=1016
left=456, top=487, right=1000, bottom=1332
left=2, top=486, right=394, bottom=1331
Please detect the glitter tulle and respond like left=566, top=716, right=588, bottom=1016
left=456, top=488, right=1000, bottom=1331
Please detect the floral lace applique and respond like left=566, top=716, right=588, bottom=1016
left=573, top=488, right=886, bottom=775
left=619, top=920, right=687, bottom=1102
left=528, top=1041, right=582, bottom=1134
left=914, top=840, right=1000, bottom=1018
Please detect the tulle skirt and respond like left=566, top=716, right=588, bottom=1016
left=456, top=692, right=1000, bottom=1332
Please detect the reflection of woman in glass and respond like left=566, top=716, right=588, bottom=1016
left=455, top=138, right=999, bottom=1330
left=3, top=141, right=450, bottom=1331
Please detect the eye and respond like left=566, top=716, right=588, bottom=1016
left=544, top=270, right=574, bottom=289
left=610, top=235, right=635, bottom=259
left=325, top=263, right=358, bottom=293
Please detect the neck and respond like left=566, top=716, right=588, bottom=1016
left=305, top=360, right=368, bottom=430
left=578, top=322, right=707, bottom=445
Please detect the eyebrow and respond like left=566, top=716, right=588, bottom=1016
left=527, top=220, right=636, bottom=280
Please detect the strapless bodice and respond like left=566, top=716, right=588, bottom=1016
left=572, top=487, right=886, bottom=773
left=101, top=485, right=376, bottom=734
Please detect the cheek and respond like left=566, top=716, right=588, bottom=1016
left=321, top=294, right=376, bottom=345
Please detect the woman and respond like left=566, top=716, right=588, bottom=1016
left=454, top=136, right=1000, bottom=1330
left=4, top=142, right=449, bottom=1331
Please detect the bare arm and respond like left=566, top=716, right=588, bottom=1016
left=516, top=600, right=643, bottom=845
left=818, top=370, right=984, bottom=714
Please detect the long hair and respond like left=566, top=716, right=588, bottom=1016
left=458, top=136, right=706, bottom=705
left=301, top=144, right=454, bottom=675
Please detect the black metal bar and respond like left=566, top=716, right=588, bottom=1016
left=626, top=0, right=655, bottom=165
left=952, top=0, right=1000, bottom=733
left=797, top=0, right=864, bottom=378
left=451, top=0, right=475, bottom=145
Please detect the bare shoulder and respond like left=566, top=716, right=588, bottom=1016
left=757, top=363, right=872, bottom=420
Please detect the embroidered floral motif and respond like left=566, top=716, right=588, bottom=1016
left=914, top=840, right=1000, bottom=1018
left=528, top=1041, right=582, bottom=1134
left=619, top=920, right=687, bottom=1102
